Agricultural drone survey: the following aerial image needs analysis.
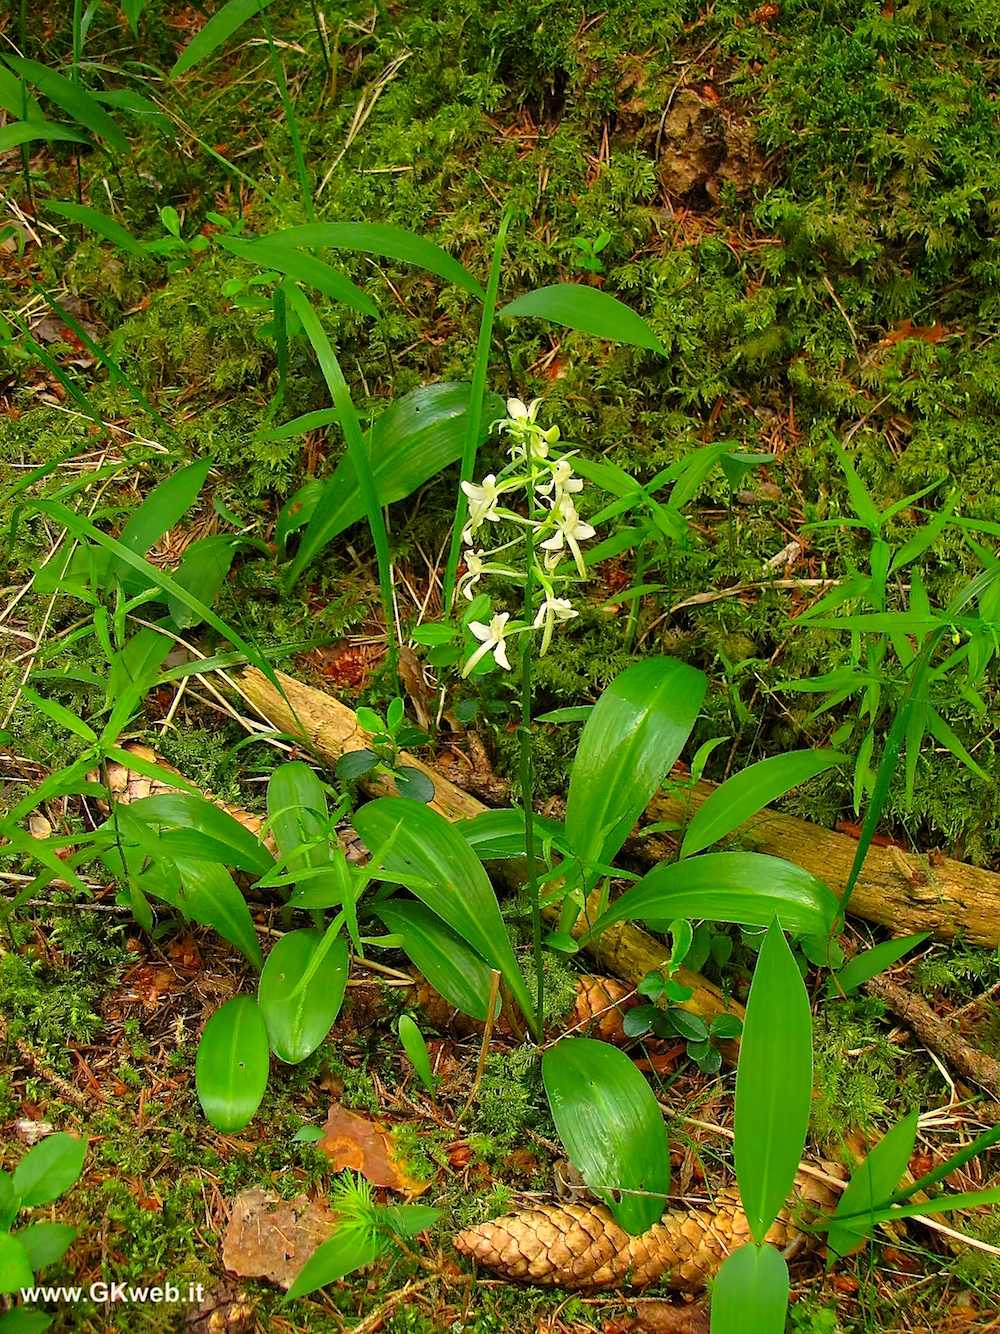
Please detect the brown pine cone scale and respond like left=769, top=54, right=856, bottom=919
left=454, top=1175, right=838, bottom=1291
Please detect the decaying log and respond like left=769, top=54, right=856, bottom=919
left=240, top=668, right=1000, bottom=947
left=238, top=669, right=740, bottom=1039
left=454, top=1173, right=839, bottom=1291
left=646, top=784, right=1000, bottom=947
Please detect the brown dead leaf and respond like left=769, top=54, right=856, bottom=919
left=881, top=318, right=947, bottom=346
left=320, top=1104, right=430, bottom=1195
left=222, top=1189, right=335, bottom=1290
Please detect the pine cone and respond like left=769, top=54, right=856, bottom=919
left=454, top=1174, right=838, bottom=1291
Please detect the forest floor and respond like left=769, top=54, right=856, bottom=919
left=3, top=1, right=1000, bottom=1331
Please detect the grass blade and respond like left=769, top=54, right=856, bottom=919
left=171, top=0, right=279, bottom=78
left=283, top=284, right=395, bottom=665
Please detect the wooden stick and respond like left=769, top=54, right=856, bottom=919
left=239, top=668, right=1000, bottom=948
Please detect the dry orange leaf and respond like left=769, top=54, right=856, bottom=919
left=882, top=318, right=947, bottom=346
left=319, top=1104, right=430, bottom=1196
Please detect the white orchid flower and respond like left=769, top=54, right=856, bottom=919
left=463, top=612, right=513, bottom=676
left=461, top=473, right=503, bottom=542
left=540, top=497, right=596, bottom=577
left=536, top=458, right=583, bottom=500
left=532, top=595, right=578, bottom=653
left=506, top=397, right=541, bottom=421
left=458, top=549, right=488, bottom=600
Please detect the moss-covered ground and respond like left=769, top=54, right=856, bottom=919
left=3, top=0, right=1000, bottom=1329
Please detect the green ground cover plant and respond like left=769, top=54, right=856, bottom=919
left=3, top=0, right=1000, bottom=1330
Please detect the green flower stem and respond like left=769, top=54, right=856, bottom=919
left=520, top=508, right=544, bottom=1038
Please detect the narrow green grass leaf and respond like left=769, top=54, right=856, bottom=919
left=829, top=932, right=930, bottom=998
left=443, top=212, right=510, bottom=607
left=542, top=1037, right=669, bottom=1233
left=4, top=56, right=127, bottom=152
left=46, top=200, right=146, bottom=255
left=734, top=921, right=813, bottom=1241
left=500, top=283, right=666, bottom=355
left=0, top=120, right=86, bottom=151
left=283, top=285, right=394, bottom=650
left=680, top=749, right=848, bottom=858
left=269, top=222, right=484, bottom=298
left=217, top=236, right=376, bottom=316
left=171, top=0, right=279, bottom=77
left=29, top=500, right=285, bottom=699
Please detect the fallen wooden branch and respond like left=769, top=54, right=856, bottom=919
left=865, top=974, right=1000, bottom=1100
left=240, top=668, right=1000, bottom=948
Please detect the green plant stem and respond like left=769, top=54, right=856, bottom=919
left=624, top=547, right=646, bottom=651
left=442, top=211, right=510, bottom=610
left=519, top=521, right=544, bottom=1038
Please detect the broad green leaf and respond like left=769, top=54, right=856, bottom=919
left=171, top=0, right=279, bottom=77
left=4, top=56, right=127, bottom=153
left=734, top=921, right=813, bottom=1241
left=353, top=798, right=536, bottom=1032
left=258, top=929, right=349, bottom=1064
left=0, top=1308, right=53, bottom=1332
left=174, top=857, right=263, bottom=969
left=251, top=223, right=484, bottom=298
left=826, top=1111, right=919, bottom=1259
left=680, top=749, right=848, bottom=857
left=542, top=1037, right=669, bottom=1233
left=166, top=534, right=240, bottom=629
left=375, top=900, right=495, bottom=1021
left=284, top=1224, right=378, bottom=1300
left=285, top=382, right=503, bottom=586
left=0, top=66, right=42, bottom=119
left=500, top=283, right=666, bottom=355
left=710, top=1243, right=789, bottom=1334
left=46, top=200, right=146, bottom=255
left=565, top=657, right=705, bottom=881
left=195, top=996, right=269, bottom=1131
left=260, top=410, right=341, bottom=444
left=456, top=808, right=565, bottom=861
left=0, top=1235, right=33, bottom=1296
left=12, top=1134, right=86, bottom=1208
left=829, top=932, right=930, bottom=998
left=110, top=457, right=212, bottom=582
left=580, top=851, right=838, bottom=943
left=266, top=761, right=343, bottom=906
left=132, top=793, right=273, bottom=875
left=0, top=1173, right=17, bottom=1231
left=0, top=121, right=86, bottom=151
left=397, top=1015, right=435, bottom=1092
left=832, top=1185, right=1000, bottom=1228
left=15, top=1222, right=76, bottom=1272
left=217, top=235, right=377, bottom=318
